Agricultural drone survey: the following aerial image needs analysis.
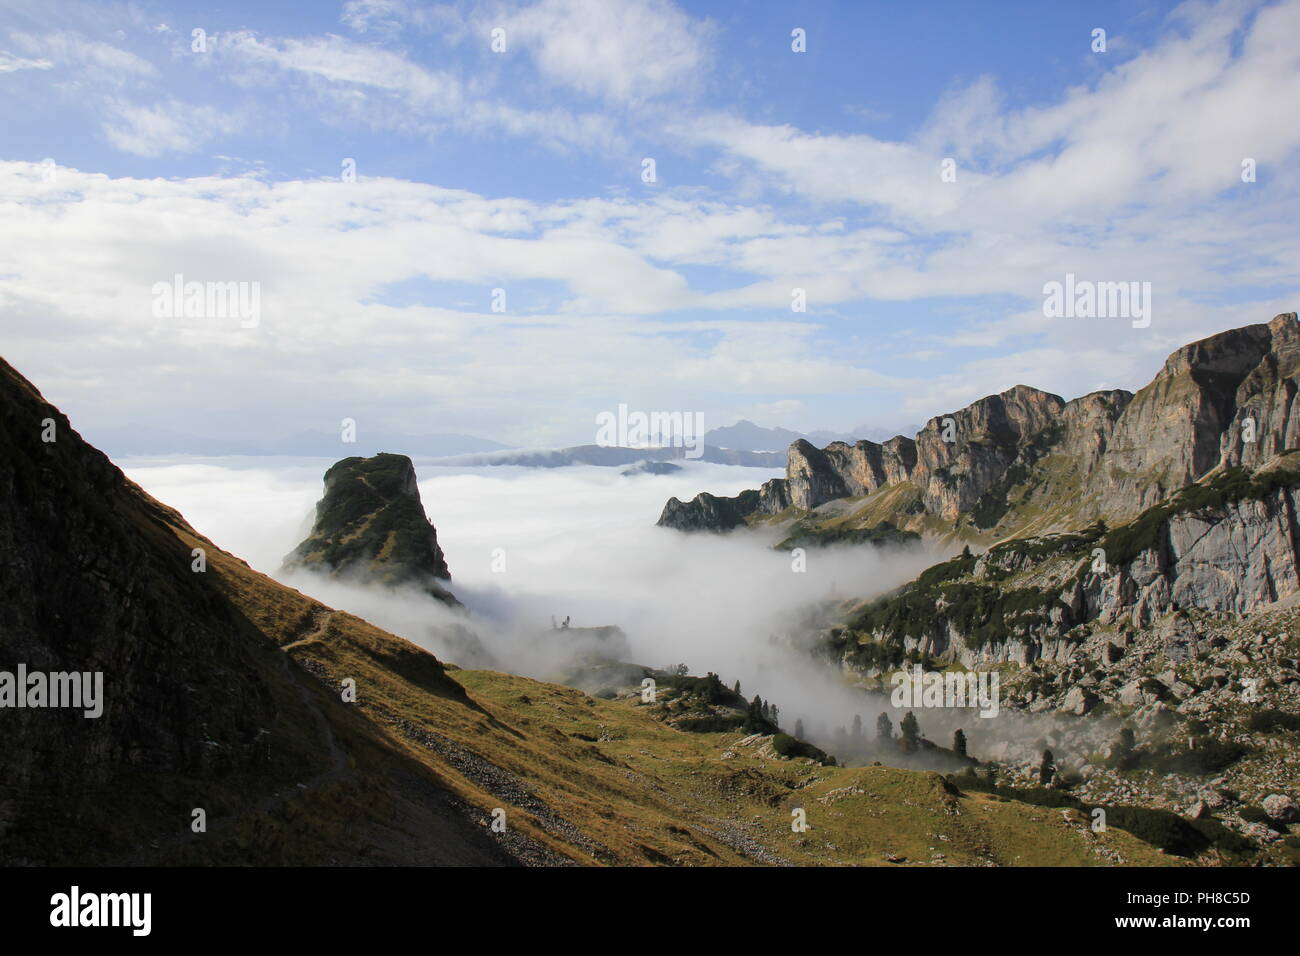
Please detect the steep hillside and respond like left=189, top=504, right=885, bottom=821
left=1, top=354, right=1199, bottom=866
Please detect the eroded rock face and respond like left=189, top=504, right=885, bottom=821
left=1219, top=313, right=1300, bottom=470
left=836, top=471, right=1300, bottom=679
left=282, top=453, right=458, bottom=605
left=657, top=490, right=761, bottom=532
left=659, top=313, right=1300, bottom=539
left=1121, top=488, right=1300, bottom=622
left=786, top=436, right=919, bottom=510
left=786, top=440, right=850, bottom=510
left=912, top=385, right=1067, bottom=521
left=1084, top=322, right=1279, bottom=517
left=759, top=477, right=791, bottom=513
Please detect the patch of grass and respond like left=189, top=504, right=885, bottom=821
left=947, top=771, right=1245, bottom=859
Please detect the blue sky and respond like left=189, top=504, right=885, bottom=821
left=1, top=0, right=1298, bottom=449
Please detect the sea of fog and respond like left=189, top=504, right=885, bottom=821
left=119, top=455, right=999, bottom=758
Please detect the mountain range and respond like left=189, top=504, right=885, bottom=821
left=3, top=316, right=1299, bottom=865
left=660, top=313, right=1300, bottom=545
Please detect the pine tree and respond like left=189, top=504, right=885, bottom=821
left=852, top=714, right=863, bottom=739
left=876, top=712, right=893, bottom=741
left=900, top=711, right=920, bottom=749
left=733, top=680, right=741, bottom=695
left=953, top=728, right=967, bottom=758
left=1115, top=727, right=1136, bottom=766
left=1039, top=749, right=1056, bottom=786
left=795, top=718, right=806, bottom=738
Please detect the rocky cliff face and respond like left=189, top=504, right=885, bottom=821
left=657, top=489, right=761, bottom=532
left=828, top=453, right=1300, bottom=680
left=282, top=453, right=458, bottom=605
left=819, top=456, right=1300, bottom=838
left=911, top=384, right=1066, bottom=522
left=660, top=313, right=1300, bottom=541
left=1081, top=320, right=1283, bottom=519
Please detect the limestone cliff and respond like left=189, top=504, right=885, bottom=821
left=826, top=452, right=1300, bottom=678
left=659, top=313, right=1300, bottom=543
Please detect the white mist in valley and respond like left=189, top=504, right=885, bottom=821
left=121, top=455, right=1097, bottom=772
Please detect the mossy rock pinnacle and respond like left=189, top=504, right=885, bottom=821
left=283, top=452, right=458, bottom=605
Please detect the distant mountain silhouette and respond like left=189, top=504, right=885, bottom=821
left=703, top=419, right=921, bottom=452
left=82, top=424, right=510, bottom=459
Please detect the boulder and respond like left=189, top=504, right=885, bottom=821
left=1062, top=686, right=1099, bottom=716
left=1262, top=793, right=1300, bottom=824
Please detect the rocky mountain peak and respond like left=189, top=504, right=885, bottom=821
left=282, top=452, right=458, bottom=605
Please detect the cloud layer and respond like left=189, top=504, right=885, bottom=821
left=1, top=0, right=1297, bottom=446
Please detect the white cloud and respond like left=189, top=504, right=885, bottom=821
left=101, top=98, right=243, bottom=157
left=0, top=162, right=907, bottom=446
left=9, top=30, right=157, bottom=82
left=0, top=51, right=53, bottom=73
left=500, top=0, right=714, bottom=104
left=216, top=26, right=625, bottom=150
left=704, top=0, right=1300, bottom=239
left=226, top=32, right=461, bottom=110
left=2, top=0, right=1296, bottom=451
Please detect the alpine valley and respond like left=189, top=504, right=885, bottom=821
left=2, top=317, right=1300, bottom=867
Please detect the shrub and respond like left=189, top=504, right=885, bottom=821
left=1245, top=709, right=1300, bottom=734
left=1104, top=806, right=1211, bottom=858
left=771, top=733, right=834, bottom=766
left=1143, top=739, right=1249, bottom=776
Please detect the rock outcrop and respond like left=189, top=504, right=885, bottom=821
left=657, top=489, right=762, bottom=532
left=660, top=313, right=1300, bottom=542
left=910, top=385, right=1066, bottom=521
left=282, top=453, right=458, bottom=606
